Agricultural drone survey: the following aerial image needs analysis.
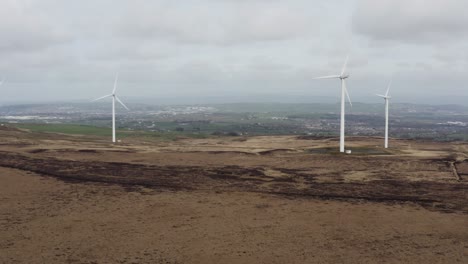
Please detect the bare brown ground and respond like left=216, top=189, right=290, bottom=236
left=1, top=127, right=468, bottom=263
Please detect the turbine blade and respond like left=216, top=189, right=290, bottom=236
left=312, top=75, right=341, bottom=80
left=115, top=96, right=129, bottom=110
left=343, top=81, right=352, bottom=107
left=112, top=73, right=119, bottom=94
left=385, top=78, right=392, bottom=97
left=0, top=77, right=5, bottom=86
left=92, top=94, right=112, bottom=102
left=376, top=94, right=386, bottom=98
left=341, top=55, right=349, bottom=76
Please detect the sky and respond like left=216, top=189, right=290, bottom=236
left=0, top=0, right=467, bottom=104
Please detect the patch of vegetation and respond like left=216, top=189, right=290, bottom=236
left=446, top=134, right=468, bottom=141
left=14, top=123, right=210, bottom=142
left=16, top=124, right=112, bottom=136
left=128, top=131, right=209, bottom=142
left=348, top=147, right=394, bottom=155
left=308, top=146, right=393, bottom=155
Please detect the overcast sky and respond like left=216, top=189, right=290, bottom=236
left=0, top=0, right=467, bottom=104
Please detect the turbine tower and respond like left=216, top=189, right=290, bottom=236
left=92, top=73, right=129, bottom=143
left=313, top=56, right=352, bottom=153
left=377, top=80, right=392, bottom=148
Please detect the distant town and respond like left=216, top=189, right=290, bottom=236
left=1, top=102, right=467, bottom=142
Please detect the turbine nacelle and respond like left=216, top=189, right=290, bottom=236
left=376, top=79, right=392, bottom=101
left=376, top=94, right=391, bottom=100
left=340, top=74, right=349, bottom=80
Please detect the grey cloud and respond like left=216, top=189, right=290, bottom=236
left=89, top=45, right=174, bottom=63
left=116, top=1, right=314, bottom=45
left=353, top=0, right=468, bottom=44
left=0, top=0, right=71, bottom=54
left=0, top=0, right=467, bottom=103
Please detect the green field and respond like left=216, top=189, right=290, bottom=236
left=14, top=124, right=209, bottom=141
left=16, top=124, right=113, bottom=136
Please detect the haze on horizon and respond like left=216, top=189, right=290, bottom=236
left=0, top=0, right=467, bottom=105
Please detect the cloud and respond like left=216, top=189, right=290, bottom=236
left=0, top=0, right=467, bottom=103
left=352, top=0, right=468, bottom=44
left=116, top=0, right=314, bottom=45
left=0, top=0, right=71, bottom=53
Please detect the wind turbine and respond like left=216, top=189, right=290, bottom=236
left=0, top=77, right=5, bottom=86
left=377, top=79, right=392, bottom=148
left=313, top=56, right=352, bottom=153
left=92, top=73, right=129, bottom=143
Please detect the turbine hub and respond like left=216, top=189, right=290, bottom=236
left=340, top=74, right=349, bottom=79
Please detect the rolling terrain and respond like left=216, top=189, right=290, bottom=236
left=1, top=125, right=467, bottom=263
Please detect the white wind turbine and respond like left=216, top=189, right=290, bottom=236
left=376, top=79, right=392, bottom=148
left=92, top=73, right=129, bottom=143
left=0, top=77, right=5, bottom=86
left=313, top=56, right=352, bottom=153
